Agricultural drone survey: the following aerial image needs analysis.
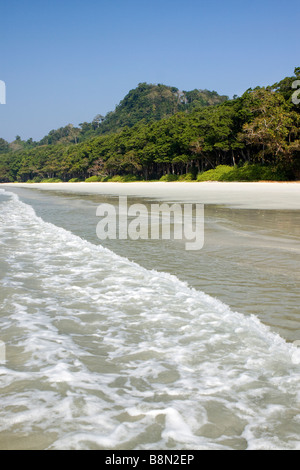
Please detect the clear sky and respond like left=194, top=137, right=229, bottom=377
left=0, top=0, right=299, bottom=142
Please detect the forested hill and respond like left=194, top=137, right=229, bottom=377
left=0, top=69, right=299, bottom=182
left=0, top=83, right=228, bottom=150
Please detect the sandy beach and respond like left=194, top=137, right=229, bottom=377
left=2, top=181, right=300, bottom=210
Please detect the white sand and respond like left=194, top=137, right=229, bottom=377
left=2, top=181, right=300, bottom=210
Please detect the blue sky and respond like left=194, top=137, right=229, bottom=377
left=0, top=0, right=299, bottom=142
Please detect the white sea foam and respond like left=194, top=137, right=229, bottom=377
left=0, top=189, right=299, bottom=450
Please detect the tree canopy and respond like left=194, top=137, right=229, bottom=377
left=0, top=71, right=299, bottom=183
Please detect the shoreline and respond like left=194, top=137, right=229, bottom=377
left=2, top=180, right=300, bottom=210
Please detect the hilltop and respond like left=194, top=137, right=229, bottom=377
left=0, top=83, right=228, bottom=149
left=90, top=83, right=228, bottom=137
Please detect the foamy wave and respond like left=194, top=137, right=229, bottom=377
left=0, top=189, right=299, bottom=450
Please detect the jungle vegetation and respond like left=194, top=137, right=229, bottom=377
left=0, top=69, right=299, bottom=183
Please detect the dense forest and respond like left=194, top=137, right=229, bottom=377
left=0, top=69, right=299, bottom=183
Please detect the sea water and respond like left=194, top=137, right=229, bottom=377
left=0, top=188, right=299, bottom=450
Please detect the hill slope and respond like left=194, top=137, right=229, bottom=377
left=94, top=83, right=229, bottom=136
left=1, top=83, right=229, bottom=149
left=36, top=83, right=229, bottom=145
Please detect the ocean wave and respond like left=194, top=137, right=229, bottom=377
left=0, top=189, right=299, bottom=450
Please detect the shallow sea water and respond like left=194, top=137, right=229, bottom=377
left=0, top=186, right=299, bottom=450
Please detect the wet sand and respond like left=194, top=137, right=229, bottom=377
left=3, top=181, right=300, bottom=210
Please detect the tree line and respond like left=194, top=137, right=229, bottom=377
left=0, top=70, right=299, bottom=183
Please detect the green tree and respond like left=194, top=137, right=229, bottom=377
left=239, top=88, right=297, bottom=164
